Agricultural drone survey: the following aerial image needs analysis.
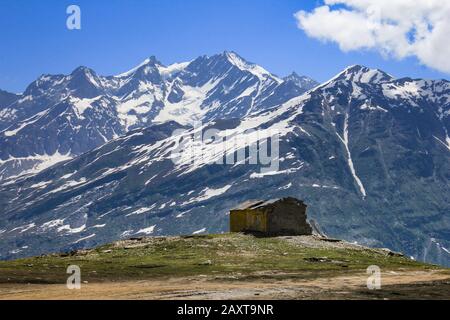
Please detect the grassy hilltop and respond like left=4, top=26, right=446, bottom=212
left=0, top=233, right=449, bottom=299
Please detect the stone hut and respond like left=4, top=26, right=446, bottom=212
left=230, top=197, right=312, bottom=236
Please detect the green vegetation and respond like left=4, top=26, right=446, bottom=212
left=0, top=234, right=442, bottom=285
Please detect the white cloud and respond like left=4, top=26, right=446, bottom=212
left=295, top=0, right=450, bottom=73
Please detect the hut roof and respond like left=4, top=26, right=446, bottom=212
left=233, top=197, right=306, bottom=211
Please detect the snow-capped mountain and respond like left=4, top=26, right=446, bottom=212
left=0, top=64, right=449, bottom=266
left=284, top=72, right=319, bottom=90
left=0, top=52, right=316, bottom=181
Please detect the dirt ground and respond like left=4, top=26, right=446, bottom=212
left=1, top=270, right=449, bottom=300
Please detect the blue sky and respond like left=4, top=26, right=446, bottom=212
left=0, top=0, right=448, bottom=93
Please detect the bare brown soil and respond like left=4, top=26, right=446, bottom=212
left=1, top=270, right=448, bottom=300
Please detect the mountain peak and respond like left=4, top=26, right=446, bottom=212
left=207, top=51, right=248, bottom=67
left=283, top=72, right=319, bottom=91
left=286, top=71, right=301, bottom=78
left=116, top=56, right=163, bottom=78
left=222, top=51, right=252, bottom=68
left=71, top=66, right=97, bottom=77
left=285, top=72, right=318, bottom=83
left=222, top=50, right=245, bottom=61
left=141, top=56, right=161, bottom=66
left=335, top=65, right=394, bottom=84
left=215, top=51, right=282, bottom=83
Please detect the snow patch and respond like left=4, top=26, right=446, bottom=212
left=3, top=152, right=72, bottom=181
left=41, top=219, right=64, bottom=231
left=336, top=113, right=367, bottom=199
left=11, top=223, right=35, bottom=234
left=92, top=224, right=106, bottom=229
left=158, top=62, right=190, bottom=78
left=49, top=178, right=87, bottom=194
left=126, top=205, right=155, bottom=217
left=121, top=230, right=134, bottom=238
left=279, top=183, right=292, bottom=190
left=136, top=225, right=156, bottom=235
left=73, top=234, right=96, bottom=244
left=192, top=228, right=206, bottom=235
left=70, top=96, right=103, bottom=117
left=30, top=181, right=52, bottom=189
left=250, top=166, right=303, bottom=179
left=360, top=101, right=388, bottom=113
left=2, top=109, right=48, bottom=136
left=57, top=223, right=86, bottom=234
left=182, top=185, right=232, bottom=205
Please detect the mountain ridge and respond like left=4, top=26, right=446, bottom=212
left=0, top=52, right=318, bottom=181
